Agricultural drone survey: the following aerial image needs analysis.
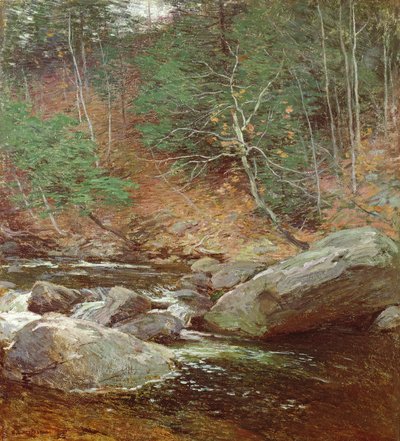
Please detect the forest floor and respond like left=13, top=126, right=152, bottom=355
left=3, top=68, right=400, bottom=265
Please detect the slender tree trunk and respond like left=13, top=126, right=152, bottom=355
left=99, top=39, right=113, bottom=161
left=14, top=175, right=36, bottom=219
left=218, top=0, right=229, bottom=56
left=232, top=112, right=308, bottom=250
left=334, top=84, right=344, bottom=153
left=21, top=68, right=31, bottom=103
left=87, top=212, right=137, bottom=246
left=295, top=73, right=321, bottom=216
left=340, top=2, right=357, bottom=193
left=81, top=39, right=89, bottom=95
left=317, top=2, right=338, bottom=169
left=351, top=1, right=361, bottom=171
left=0, top=0, right=6, bottom=99
left=147, top=0, right=152, bottom=28
left=73, top=68, right=82, bottom=123
left=68, top=15, right=95, bottom=143
left=389, top=56, right=398, bottom=150
left=40, top=190, right=66, bottom=236
left=118, top=51, right=127, bottom=134
left=383, top=26, right=389, bottom=144
left=62, top=62, right=68, bottom=102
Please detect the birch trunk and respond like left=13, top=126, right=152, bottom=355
left=340, top=2, right=357, bottom=193
left=68, top=15, right=95, bottom=143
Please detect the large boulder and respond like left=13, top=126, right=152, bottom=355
left=2, top=314, right=174, bottom=391
left=89, top=286, right=152, bottom=326
left=28, top=281, right=85, bottom=315
left=205, top=227, right=400, bottom=338
left=115, top=311, right=184, bottom=342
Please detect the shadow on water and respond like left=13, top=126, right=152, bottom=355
left=0, top=261, right=399, bottom=441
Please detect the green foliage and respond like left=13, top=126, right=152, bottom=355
left=133, top=1, right=324, bottom=214
left=0, top=100, right=136, bottom=217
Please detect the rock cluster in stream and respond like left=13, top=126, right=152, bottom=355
left=0, top=277, right=214, bottom=392
left=0, top=226, right=399, bottom=393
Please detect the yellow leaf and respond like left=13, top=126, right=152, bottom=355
left=246, top=123, right=255, bottom=133
left=210, top=117, right=219, bottom=123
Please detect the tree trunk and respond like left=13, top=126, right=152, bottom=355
left=15, top=175, right=36, bottom=219
left=68, top=15, right=95, bottom=144
left=0, top=0, right=6, bottom=97
left=232, top=112, right=308, bottom=250
left=40, top=190, right=66, bottom=236
left=383, top=25, right=389, bottom=145
left=87, top=212, right=138, bottom=247
left=317, top=2, right=338, bottom=170
left=218, top=0, right=229, bottom=56
left=99, top=39, right=113, bottom=161
left=351, top=1, right=361, bottom=182
left=340, top=2, right=357, bottom=193
left=295, top=73, right=321, bottom=216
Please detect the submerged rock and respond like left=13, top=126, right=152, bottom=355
left=89, top=286, right=152, bottom=326
left=28, top=281, right=85, bottom=315
left=205, top=227, right=400, bottom=338
left=371, top=306, right=400, bottom=332
left=115, top=311, right=183, bottom=342
left=3, top=314, right=174, bottom=392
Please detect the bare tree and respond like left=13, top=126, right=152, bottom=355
left=155, top=47, right=313, bottom=249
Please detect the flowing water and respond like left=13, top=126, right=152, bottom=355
left=0, top=260, right=399, bottom=441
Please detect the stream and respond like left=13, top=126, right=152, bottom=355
left=0, top=259, right=399, bottom=441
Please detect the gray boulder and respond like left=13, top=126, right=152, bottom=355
left=90, top=286, right=151, bottom=326
left=190, top=257, right=220, bottom=273
left=2, top=314, right=174, bottom=391
left=210, top=261, right=264, bottom=289
left=28, top=281, right=85, bottom=315
left=179, top=272, right=211, bottom=292
left=167, top=289, right=212, bottom=325
left=115, top=311, right=183, bottom=342
left=205, top=227, right=400, bottom=338
left=371, top=306, right=400, bottom=332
